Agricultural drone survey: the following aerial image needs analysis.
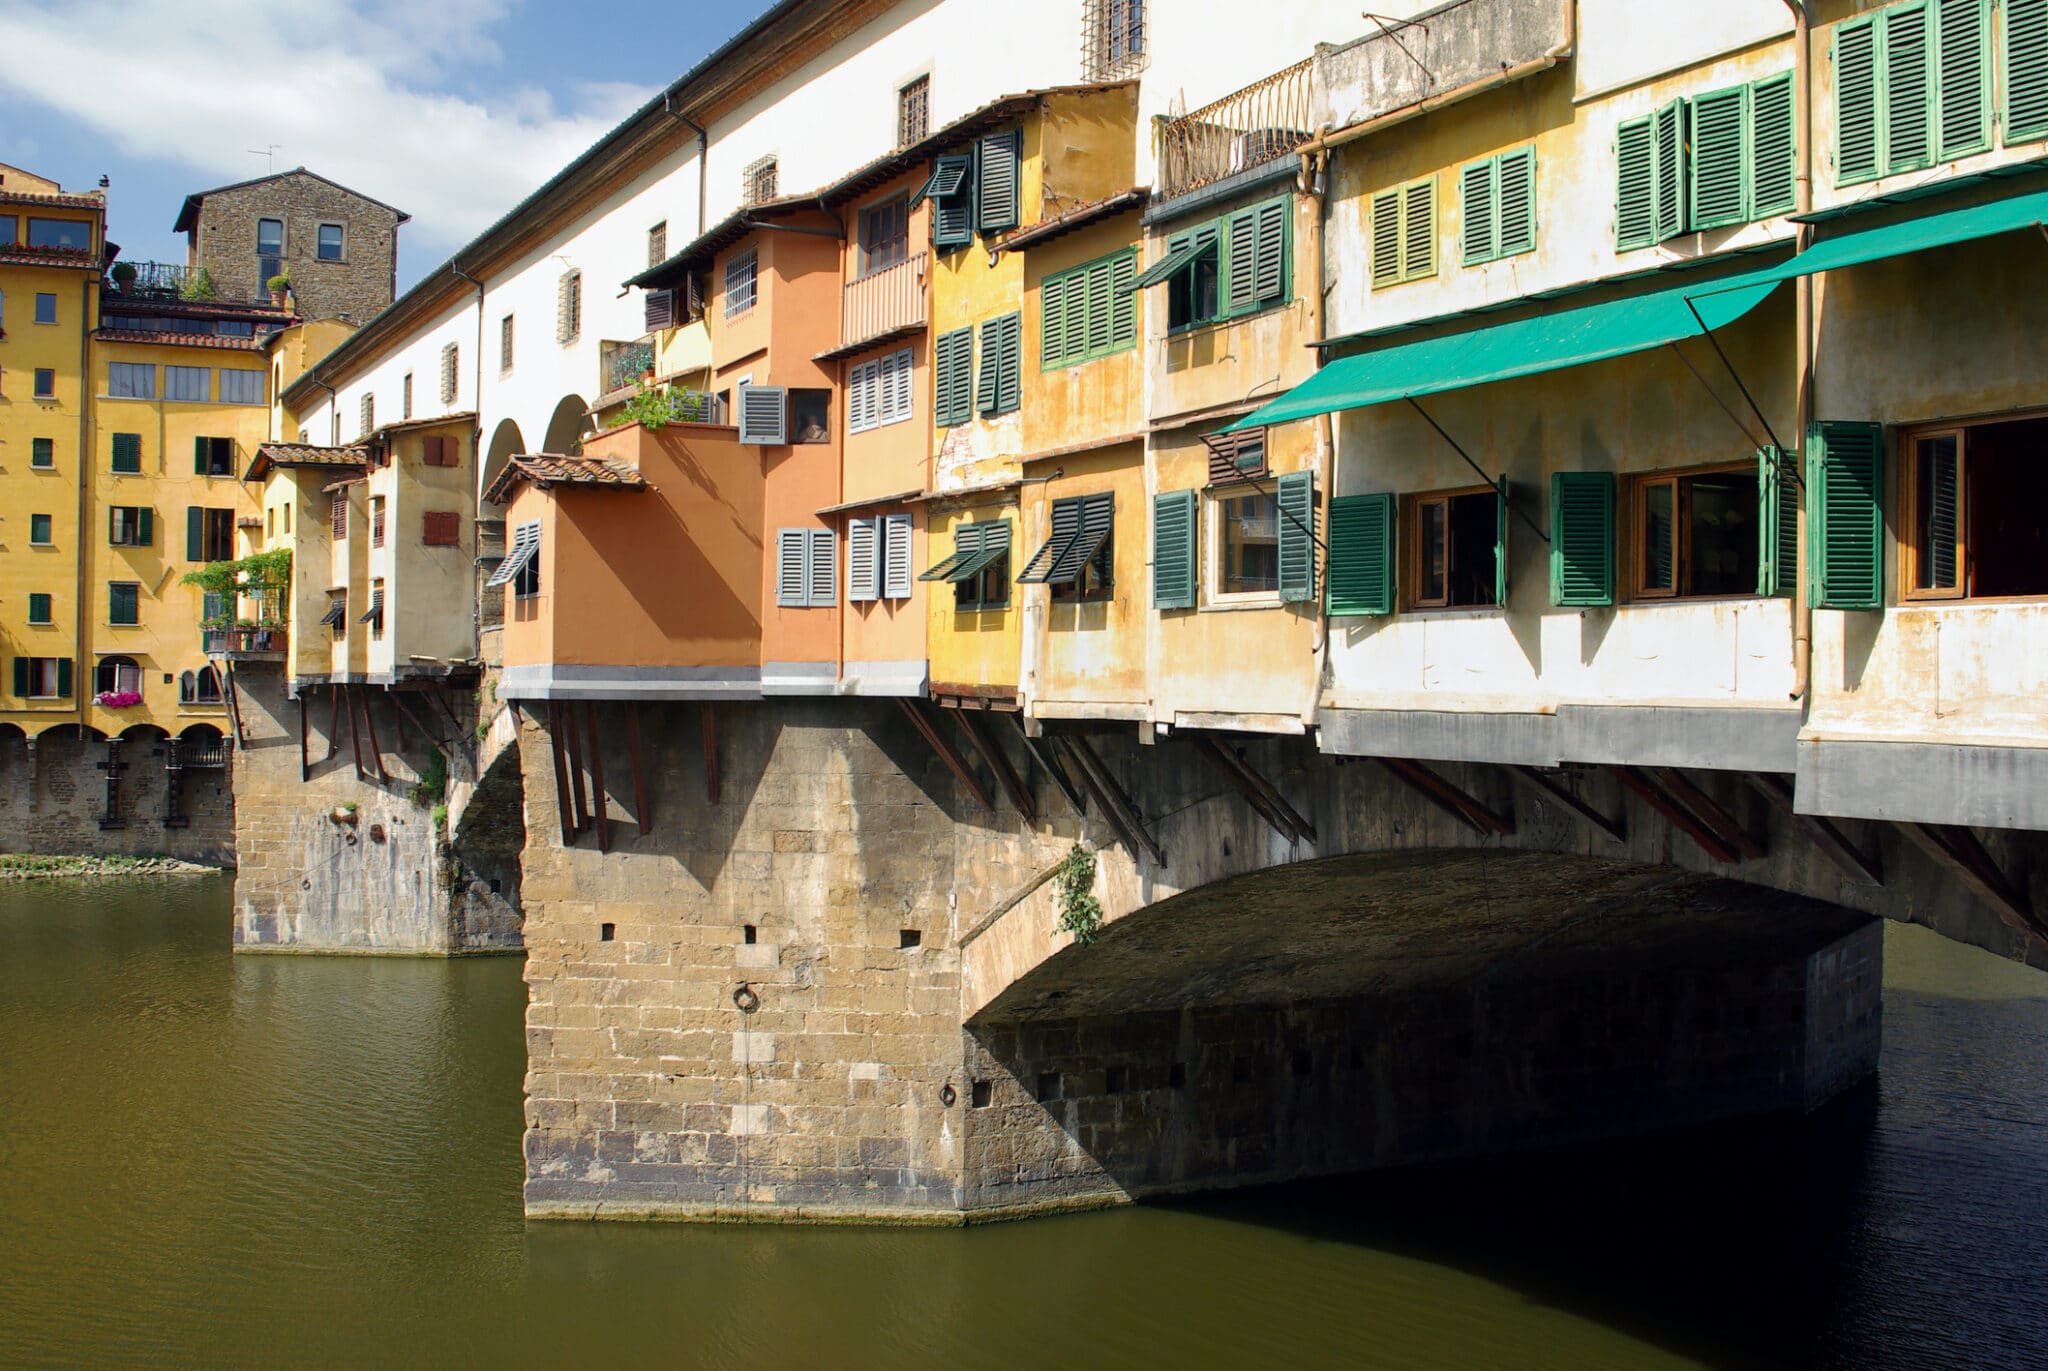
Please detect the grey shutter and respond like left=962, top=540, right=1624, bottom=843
left=848, top=518, right=879, bottom=602
left=1277, top=470, right=1316, bottom=603
left=883, top=513, right=913, bottom=599
left=738, top=385, right=786, bottom=444
left=1152, top=489, right=1196, bottom=610
left=807, top=528, right=836, bottom=607
left=775, top=530, right=807, bottom=607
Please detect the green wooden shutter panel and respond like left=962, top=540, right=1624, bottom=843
left=1549, top=471, right=1615, bottom=607
left=1040, top=274, right=1065, bottom=368
left=11, top=658, right=26, bottom=698
left=997, top=313, right=1021, bottom=414
left=977, top=131, right=1020, bottom=233
left=951, top=329, right=974, bottom=424
left=1935, top=0, right=1990, bottom=158
left=1690, top=85, right=1750, bottom=230
left=1885, top=3, right=1934, bottom=174
left=1808, top=421, right=1886, bottom=610
left=112, top=432, right=141, bottom=473
left=1494, top=477, right=1512, bottom=606
left=1460, top=158, right=1496, bottom=265
left=1653, top=98, right=1689, bottom=243
left=1225, top=206, right=1258, bottom=312
left=1402, top=179, right=1435, bottom=279
left=1085, top=260, right=1113, bottom=355
left=1750, top=72, right=1797, bottom=217
left=186, top=506, right=203, bottom=561
left=1616, top=116, right=1657, bottom=249
left=2007, top=0, right=2048, bottom=142
left=1277, top=470, right=1316, bottom=603
left=1836, top=17, right=1881, bottom=182
left=976, top=319, right=1000, bottom=414
left=1370, top=189, right=1402, bottom=285
left=932, top=154, right=976, bottom=247
left=1152, top=489, right=1197, bottom=610
left=1757, top=446, right=1801, bottom=597
left=55, top=658, right=71, bottom=699
left=1327, top=493, right=1393, bottom=616
left=138, top=507, right=153, bottom=547
left=1252, top=199, right=1286, bottom=304
left=1109, top=250, right=1136, bottom=348
left=193, top=435, right=208, bottom=475
left=1494, top=147, right=1536, bottom=257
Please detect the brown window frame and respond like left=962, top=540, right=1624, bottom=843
left=331, top=492, right=348, bottom=538
left=1625, top=461, right=1756, bottom=603
left=1895, top=410, right=2048, bottom=604
left=371, top=496, right=387, bottom=548
left=1403, top=483, right=1497, bottom=612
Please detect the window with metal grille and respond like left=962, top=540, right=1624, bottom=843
left=899, top=75, right=930, bottom=146
left=402, top=372, right=414, bottom=419
left=557, top=271, right=582, bottom=345
left=359, top=392, right=375, bottom=438
left=440, top=342, right=459, bottom=404
left=648, top=221, right=667, bottom=270
left=1083, top=0, right=1147, bottom=80
left=744, top=155, right=779, bottom=205
left=371, top=496, right=387, bottom=548
left=500, top=314, right=515, bottom=373
left=724, top=248, right=758, bottom=318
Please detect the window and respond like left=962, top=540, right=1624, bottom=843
left=744, top=155, right=779, bottom=205
left=1142, top=194, right=1291, bottom=327
left=1408, top=485, right=1505, bottom=610
left=218, top=369, right=263, bottom=406
left=440, top=343, right=459, bottom=404
left=1370, top=177, right=1437, bottom=287
left=109, top=506, right=152, bottom=547
left=194, top=436, right=234, bottom=476
left=95, top=656, right=141, bottom=696
left=976, top=312, right=1022, bottom=417
left=916, top=153, right=976, bottom=249
left=1901, top=414, right=2048, bottom=600
left=31, top=438, right=54, bottom=469
left=557, top=270, right=582, bottom=344
left=1630, top=466, right=1759, bottom=599
left=26, top=218, right=90, bottom=251
left=791, top=388, right=831, bottom=444
left=848, top=348, right=915, bottom=433
left=422, top=511, right=461, bottom=547
left=111, top=433, right=142, bottom=473
left=1205, top=428, right=1267, bottom=482
left=34, top=293, right=56, bottom=325
left=1835, top=2, right=1991, bottom=184
left=108, top=582, right=140, bottom=626
left=488, top=522, right=542, bottom=597
left=923, top=519, right=1012, bottom=610
left=846, top=514, right=913, bottom=601
left=321, top=592, right=348, bottom=639
left=1459, top=147, right=1537, bottom=265
left=1020, top=491, right=1114, bottom=602
left=371, top=496, right=387, bottom=547
left=1084, top=0, right=1147, bottom=80
left=899, top=75, right=930, bottom=146
left=1618, top=72, right=1794, bottom=248
left=29, top=513, right=53, bottom=546
left=181, top=666, right=222, bottom=704
left=859, top=197, right=910, bottom=276
left=364, top=580, right=386, bottom=638
left=331, top=492, right=348, bottom=538
left=33, top=369, right=54, bottom=399
left=257, top=218, right=283, bottom=258
left=359, top=392, right=374, bottom=438
left=977, top=130, right=1021, bottom=235
left=1214, top=490, right=1280, bottom=596
left=774, top=527, right=837, bottom=607
left=108, top=363, right=155, bottom=399
left=647, top=222, right=667, bottom=271
left=724, top=248, right=758, bottom=318
left=0, top=215, right=13, bottom=245
left=165, top=366, right=210, bottom=403
left=1042, top=248, right=1138, bottom=368
left=189, top=507, right=235, bottom=561
left=318, top=223, right=344, bottom=261
left=932, top=327, right=975, bottom=427
left=15, top=657, right=71, bottom=699
left=26, top=593, right=52, bottom=626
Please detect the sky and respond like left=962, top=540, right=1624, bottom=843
left=0, top=0, right=769, bottom=292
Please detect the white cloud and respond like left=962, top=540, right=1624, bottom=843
left=0, top=0, right=654, bottom=256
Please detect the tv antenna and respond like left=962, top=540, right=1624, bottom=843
left=247, top=144, right=282, bottom=174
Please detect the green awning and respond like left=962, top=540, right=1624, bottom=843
left=1224, top=264, right=1784, bottom=432
left=1129, top=238, right=1215, bottom=291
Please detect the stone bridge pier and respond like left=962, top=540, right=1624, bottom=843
left=513, top=698, right=2040, bottom=1223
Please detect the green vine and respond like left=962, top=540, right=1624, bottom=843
left=619, top=383, right=717, bottom=431
left=181, top=548, right=292, bottom=629
left=1053, top=843, right=1102, bottom=945
left=410, top=747, right=448, bottom=808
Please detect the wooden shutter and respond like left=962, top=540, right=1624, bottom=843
left=1835, top=17, right=1881, bottom=182
left=1934, top=0, right=1991, bottom=159
left=422, top=511, right=461, bottom=547
left=55, top=658, right=71, bottom=699
left=193, top=435, right=208, bottom=475
left=996, top=313, right=1021, bottom=414
left=977, top=130, right=1020, bottom=233
left=2007, top=0, right=2048, bottom=143
left=644, top=288, right=676, bottom=333
left=1251, top=198, right=1286, bottom=305
left=1495, top=147, right=1536, bottom=258
left=1327, top=493, right=1393, bottom=616
left=775, top=530, right=807, bottom=607
left=977, top=319, right=1001, bottom=415
left=738, top=385, right=786, bottom=445
left=1064, top=258, right=1090, bottom=359
left=1277, top=470, right=1316, bottom=603
left=1548, top=471, right=1614, bottom=607
left=138, top=507, right=153, bottom=546
left=934, top=331, right=956, bottom=425
left=1757, top=446, right=1800, bottom=597
left=807, top=528, right=836, bottom=607
left=1690, top=85, right=1750, bottom=230
left=1226, top=205, right=1259, bottom=313
left=1205, top=428, right=1267, bottom=482
left=1460, top=158, right=1496, bottom=264
left=932, top=153, right=975, bottom=247
left=883, top=514, right=913, bottom=599
left=1653, top=98, right=1689, bottom=243
left=1085, top=258, right=1113, bottom=356
left=1616, top=115, right=1657, bottom=249
left=1885, top=3, right=1935, bottom=174
left=848, top=518, right=879, bottom=601
left=1494, top=477, right=1512, bottom=606
left=1041, top=272, right=1066, bottom=368
left=1808, top=421, right=1885, bottom=609
left=1370, top=188, right=1403, bottom=286
left=1750, top=72, right=1797, bottom=218
left=1109, top=249, right=1136, bottom=348
left=11, top=658, right=25, bottom=698
left=1151, top=489, right=1197, bottom=611
left=186, top=505, right=203, bottom=561
left=1401, top=180, right=1435, bottom=280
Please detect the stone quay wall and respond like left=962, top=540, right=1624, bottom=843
left=0, top=727, right=234, bottom=865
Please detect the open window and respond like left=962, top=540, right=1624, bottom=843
left=922, top=519, right=1011, bottom=611
left=1901, top=414, right=2048, bottom=601
left=1629, top=465, right=1756, bottom=600
left=1019, top=492, right=1113, bottom=603
left=95, top=655, right=142, bottom=696
left=1133, top=225, right=1219, bottom=331
left=320, top=591, right=348, bottom=638
left=913, top=154, right=975, bottom=250
left=1408, top=483, right=1505, bottom=610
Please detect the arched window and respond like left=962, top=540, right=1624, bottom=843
left=179, top=667, right=222, bottom=705
left=94, top=655, right=141, bottom=696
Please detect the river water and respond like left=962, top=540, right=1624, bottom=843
left=1, top=875, right=2044, bottom=1370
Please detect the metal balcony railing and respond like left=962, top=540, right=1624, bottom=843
left=1156, top=58, right=1316, bottom=202
left=601, top=337, right=658, bottom=396
left=842, top=252, right=926, bottom=351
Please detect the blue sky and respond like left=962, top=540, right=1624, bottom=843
left=0, top=0, right=769, bottom=291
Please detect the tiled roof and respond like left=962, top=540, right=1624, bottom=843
left=173, top=166, right=408, bottom=233
left=995, top=187, right=1149, bottom=253
left=483, top=453, right=646, bottom=505
left=0, top=244, right=101, bottom=270
left=94, top=328, right=273, bottom=351
left=0, top=188, right=104, bottom=210
left=245, top=442, right=369, bottom=482
left=322, top=474, right=368, bottom=493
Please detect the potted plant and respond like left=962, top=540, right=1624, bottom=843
left=178, top=266, right=217, bottom=302
left=93, top=690, right=143, bottom=709
left=266, top=272, right=291, bottom=308
left=110, top=262, right=137, bottom=292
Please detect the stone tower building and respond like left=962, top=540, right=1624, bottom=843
left=173, top=167, right=407, bottom=322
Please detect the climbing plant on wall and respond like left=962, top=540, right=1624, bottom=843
left=1054, top=843, right=1102, bottom=945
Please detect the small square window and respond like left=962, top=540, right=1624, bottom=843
left=29, top=513, right=52, bottom=545
left=33, top=369, right=56, bottom=399
left=26, top=593, right=52, bottom=626
left=317, top=223, right=344, bottom=261
left=109, top=581, right=140, bottom=626
left=34, top=293, right=57, bottom=325
left=30, top=438, right=54, bottom=469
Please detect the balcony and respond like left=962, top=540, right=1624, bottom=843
left=106, top=260, right=272, bottom=308
left=600, top=337, right=658, bottom=398
left=200, top=584, right=287, bottom=661
left=1157, top=59, right=1315, bottom=202
left=203, top=626, right=287, bottom=659
left=827, top=252, right=926, bottom=360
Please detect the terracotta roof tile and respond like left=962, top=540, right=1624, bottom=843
left=0, top=189, right=104, bottom=210
left=94, top=327, right=272, bottom=352
left=994, top=187, right=1149, bottom=253
left=483, top=453, right=646, bottom=505
left=0, top=244, right=101, bottom=270
left=245, top=442, right=369, bottom=482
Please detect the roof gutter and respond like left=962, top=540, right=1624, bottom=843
left=665, top=93, right=710, bottom=237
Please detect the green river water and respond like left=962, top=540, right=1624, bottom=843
left=1, top=875, right=2044, bottom=1369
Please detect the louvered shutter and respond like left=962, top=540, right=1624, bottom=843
left=557, top=272, right=573, bottom=343
left=949, top=329, right=975, bottom=425
left=884, top=514, right=913, bottom=599
left=1152, top=489, right=1196, bottom=610
left=1086, top=260, right=1113, bottom=355
left=1460, top=159, right=1496, bottom=264
left=191, top=436, right=206, bottom=475
left=887, top=349, right=914, bottom=423
left=1757, top=446, right=1801, bottom=597
left=1327, top=493, right=1393, bottom=616
left=1653, top=98, right=1689, bottom=243
left=11, top=659, right=24, bottom=698
left=1750, top=73, right=1797, bottom=218
left=1041, top=273, right=1066, bottom=368
left=776, top=530, right=807, bottom=607
left=2006, top=0, right=2048, bottom=143
left=997, top=314, right=1021, bottom=414
left=1495, top=147, right=1536, bottom=258
left=1370, top=188, right=1402, bottom=286
left=848, top=360, right=875, bottom=433
left=1225, top=205, right=1259, bottom=312
left=1690, top=85, right=1750, bottom=230
left=1494, top=476, right=1512, bottom=606
left=933, top=153, right=976, bottom=247
left=977, top=319, right=1001, bottom=415
left=186, top=506, right=203, bottom=561
left=1252, top=198, right=1286, bottom=304
left=137, top=507, right=153, bottom=546
left=1018, top=497, right=1079, bottom=582
left=1064, top=262, right=1089, bottom=362
left=440, top=344, right=459, bottom=403
left=934, top=330, right=957, bottom=425
left=55, top=658, right=71, bottom=699
left=848, top=518, right=879, bottom=601
left=644, top=288, right=676, bottom=333
left=1835, top=17, right=1881, bottom=182
left=807, top=528, right=836, bottom=607
left=113, top=433, right=141, bottom=474
left=738, top=384, right=786, bottom=444
left=1885, top=3, right=1934, bottom=173
left=1548, top=471, right=1615, bottom=607
left=1916, top=438, right=1960, bottom=590
left=1616, top=115, right=1657, bottom=249
left=977, top=130, right=1020, bottom=233
left=1808, top=422, right=1885, bottom=609
left=1402, top=179, right=1435, bottom=280
left=1109, top=250, right=1136, bottom=348
left=1082, top=492, right=1114, bottom=587
left=1934, top=0, right=1991, bottom=158
left=1277, top=470, right=1316, bottom=603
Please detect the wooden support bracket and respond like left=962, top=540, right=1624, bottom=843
left=1745, top=773, right=1882, bottom=886
left=1378, top=756, right=1514, bottom=837
left=326, top=684, right=342, bottom=762
left=1654, top=768, right=1763, bottom=859
left=1195, top=737, right=1300, bottom=844
left=1221, top=740, right=1317, bottom=845
left=359, top=686, right=391, bottom=784
left=222, top=660, right=248, bottom=744
left=546, top=702, right=575, bottom=848
left=1062, top=733, right=1165, bottom=867
left=959, top=707, right=1037, bottom=826
left=561, top=700, right=590, bottom=834
left=387, top=691, right=452, bottom=753
left=701, top=703, right=721, bottom=805
left=1614, top=767, right=1737, bottom=863
left=1899, top=822, right=2045, bottom=945
left=1010, top=710, right=1085, bottom=815
left=896, top=699, right=994, bottom=812
left=1509, top=765, right=1626, bottom=842
left=344, top=685, right=368, bottom=782
left=583, top=702, right=610, bottom=853
left=626, top=703, right=653, bottom=834
left=298, top=696, right=310, bottom=783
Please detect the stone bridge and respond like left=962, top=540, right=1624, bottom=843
left=507, top=697, right=2043, bottom=1223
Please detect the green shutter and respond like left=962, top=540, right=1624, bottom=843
left=193, top=435, right=208, bottom=475
left=1494, top=476, right=1512, bottom=606
left=1750, top=72, right=1797, bottom=218
left=1757, top=446, right=1801, bottom=597
left=187, top=505, right=203, bottom=561
left=1494, top=146, right=1536, bottom=258
left=10, top=658, right=25, bottom=699
left=1836, top=16, right=1882, bottom=182
left=1225, top=205, right=1259, bottom=313
left=1653, top=98, right=1689, bottom=243
left=977, top=130, right=1020, bottom=234
left=1370, top=187, right=1403, bottom=285
left=1808, top=421, right=1886, bottom=610
left=932, top=153, right=976, bottom=248
left=1084, top=259, right=1112, bottom=355
left=111, top=432, right=141, bottom=473
left=1152, top=489, right=1197, bottom=610
left=976, top=318, right=1000, bottom=415
left=1616, top=116, right=1658, bottom=249
left=2007, top=0, right=2048, bottom=143
left=1041, top=273, right=1066, bottom=368
left=27, top=594, right=50, bottom=624
left=996, top=313, right=1021, bottom=414
left=1460, top=157, right=1497, bottom=265
left=55, top=658, right=71, bottom=699
left=1884, top=3, right=1935, bottom=174
left=137, top=506, right=153, bottom=547
left=935, top=328, right=973, bottom=426
left=1327, top=493, right=1394, bottom=616
left=1935, top=0, right=1991, bottom=158
left=1549, top=471, right=1615, bottom=607
left=1252, top=198, right=1287, bottom=305
left=1690, top=84, right=1750, bottom=230
left=1108, top=249, right=1136, bottom=350
left=1277, top=470, right=1316, bottom=603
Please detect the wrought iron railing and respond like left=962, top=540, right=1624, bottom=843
left=179, top=739, right=229, bottom=769
left=1156, top=58, right=1316, bottom=201
left=601, top=337, right=658, bottom=395
left=842, top=252, right=927, bottom=351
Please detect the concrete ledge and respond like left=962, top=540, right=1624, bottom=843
left=498, top=663, right=762, bottom=701
left=761, top=661, right=838, bottom=696
left=1797, top=736, right=2048, bottom=830
left=1558, top=703, right=1800, bottom=772
left=525, top=1199, right=976, bottom=1226
left=838, top=660, right=929, bottom=697
left=1317, top=706, right=1557, bottom=766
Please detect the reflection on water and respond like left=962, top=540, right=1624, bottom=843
left=1, top=878, right=2044, bottom=1369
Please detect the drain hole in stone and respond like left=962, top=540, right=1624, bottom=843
left=1103, top=1065, right=1127, bottom=1095
left=600, top=922, right=615, bottom=942
left=743, top=924, right=757, bottom=944
left=1169, top=1062, right=1187, bottom=1089
left=899, top=928, right=921, bottom=949
left=1035, top=1071, right=1061, bottom=1103
left=971, top=1080, right=992, bottom=1108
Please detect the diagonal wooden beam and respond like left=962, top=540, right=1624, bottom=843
left=561, top=699, right=590, bottom=834
left=1378, top=756, right=1514, bottom=837
left=546, top=702, right=575, bottom=848
left=1898, top=822, right=2046, bottom=944
left=1745, top=773, right=1882, bottom=886
left=1510, top=765, right=1626, bottom=843
left=387, top=690, right=452, bottom=752
left=1055, top=736, right=1142, bottom=858
left=1614, top=766, right=1738, bottom=863
left=1009, top=710, right=1085, bottom=814
left=298, top=696, right=310, bottom=783
left=959, top=707, right=1037, bottom=826
left=626, top=703, right=652, bottom=834
left=1216, top=739, right=1318, bottom=845
left=1195, top=736, right=1299, bottom=844
left=896, top=699, right=993, bottom=812
left=326, top=683, right=342, bottom=761
left=1655, top=768, right=1763, bottom=859
left=701, top=703, right=721, bottom=804
left=583, top=702, right=610, bottom=853
left=345, top=685, right=368, bottom=782
left=1064, top=733, right=1166, bottom=867
left=359, top=687, right=391, bottom=784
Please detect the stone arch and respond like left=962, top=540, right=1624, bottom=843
left=178, top=665, right=223, bottom=706
left=178, top=722, right=225, bottom=746
left=93, top=654, right=143, bottom=699
left=480, top=418, right=525, bottom=510
left=118, top=722, right=170, bottom=745
left=541, top=393, right=589, bottom=456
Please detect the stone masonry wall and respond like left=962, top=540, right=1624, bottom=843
left=0, top=727, right=234, bottom=865
left=192, top=172, right=399, bottom=322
